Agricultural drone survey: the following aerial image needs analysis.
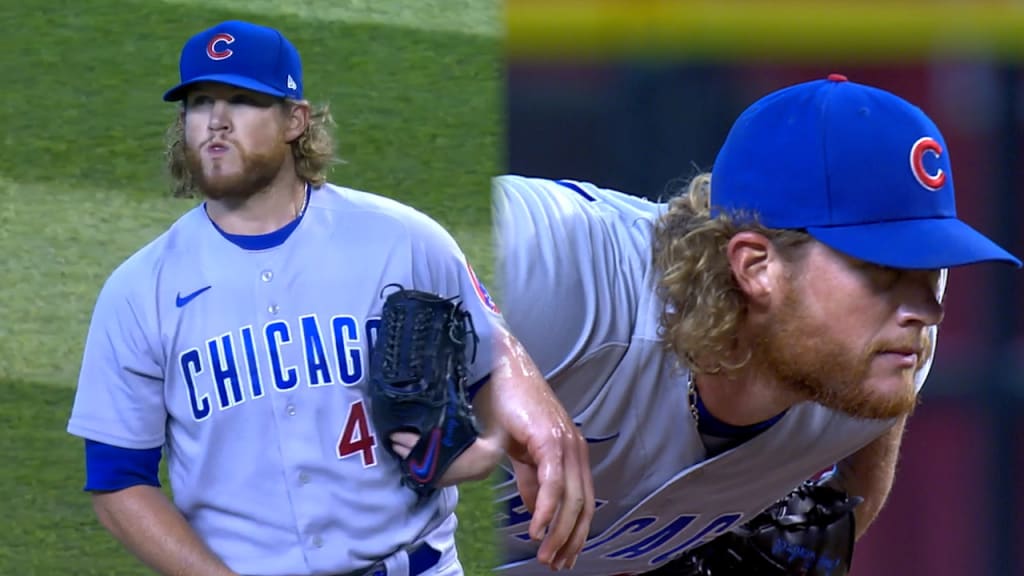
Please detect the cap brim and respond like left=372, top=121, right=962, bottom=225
left=163, top=74, right=287, bottom=102
left=807, top=218, right=1022, bottom=269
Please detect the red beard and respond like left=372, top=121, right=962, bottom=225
left=185, top=138, right=290, bottom=201
left=749, top=283, right=924, bottom=420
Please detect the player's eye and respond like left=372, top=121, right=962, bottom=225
left=850, top=258, right=901, bottom=290
left=229, top=93, right=274, bottom=107
left=867, top=264, right=901, bottom=289
left=187, top=94, right=213, bottom=107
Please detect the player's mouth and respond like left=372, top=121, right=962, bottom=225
left=205, top=141, right=231, bottom=157
left=875, top=347, right=922, bottom=368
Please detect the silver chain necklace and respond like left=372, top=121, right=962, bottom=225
left=687, top=370, right=700, bottom=428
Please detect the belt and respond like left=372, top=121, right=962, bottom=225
left=341, top=543, right=443, bottom=576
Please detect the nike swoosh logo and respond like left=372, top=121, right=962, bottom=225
left=407, top=428, right=442, bottom=482
left=176, top=286, right=212, bottom=308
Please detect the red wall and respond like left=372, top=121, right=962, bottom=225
left=850, top=401, right=992, bottom=575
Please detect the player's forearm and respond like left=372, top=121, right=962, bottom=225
left=92, top=485, right=237, bottom=576
left=834, top=415, right=908, bottom=540
left=471, top=377, right=505, bottom=440
left=429, top=330, right=558, bottom=485
left=490, top=329, right=553, bottom=458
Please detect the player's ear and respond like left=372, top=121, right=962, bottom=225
left=282, top=99, right=310, bottom=143
left=727, top=231, right=782, bottom=308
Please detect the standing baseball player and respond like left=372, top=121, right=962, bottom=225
left=493, top=75, right=1022, bottom=575
left=66, top=20, right=592, bottom=576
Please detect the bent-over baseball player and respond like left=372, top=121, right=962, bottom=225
left=493, top=74, right=1021, bottom=576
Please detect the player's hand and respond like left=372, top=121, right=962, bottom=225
left=502, top=389, right=593, bottom=571
left=390, top=427, right=507, bottom=486
left=493, top=331, right=595, bottom=571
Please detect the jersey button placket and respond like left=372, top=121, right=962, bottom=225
left=259, top=263, right=301, bottom=541
left=261, top=268, right=279, bottom=316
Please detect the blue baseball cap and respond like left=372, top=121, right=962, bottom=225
left=711, top=74, right=1021, bottom=269
left=163, top=20, right=303, bottom=102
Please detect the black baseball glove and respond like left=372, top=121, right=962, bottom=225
left=368, top=284, right=480, bottom=498
left=657, top=482, right=863, bottom=576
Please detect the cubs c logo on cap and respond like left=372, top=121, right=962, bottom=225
left=206, top=33, right=235, bottom=61
left=910, top=137, right=946, bottom=191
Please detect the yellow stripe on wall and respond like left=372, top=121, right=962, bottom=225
left=506, top=1, right=1024, bottom=61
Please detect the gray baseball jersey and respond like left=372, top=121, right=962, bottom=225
left=492, top=175, right=941, bottom=576
left=67, top=183, right=502, bottom=576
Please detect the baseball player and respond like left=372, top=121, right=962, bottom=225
left=493, top=75, right=1022, bottom=575
left=66, top=20, right=592, bottom=576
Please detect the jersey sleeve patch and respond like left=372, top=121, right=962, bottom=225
left=465, top=261, right=500, bottom=314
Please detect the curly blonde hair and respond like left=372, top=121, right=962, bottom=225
left=165, top=100, right=338, bottom=198
left=652, top=173, right=812, bottom=374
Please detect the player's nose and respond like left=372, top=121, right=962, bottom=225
left=206, top=99, right=231, bottom=132
left=895, top=271, right=945, bottom=327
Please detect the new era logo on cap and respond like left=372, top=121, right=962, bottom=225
left=163, top=20, right=304, bottom=102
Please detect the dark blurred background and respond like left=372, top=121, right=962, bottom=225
left=505, top=2, right=1024, bottom=574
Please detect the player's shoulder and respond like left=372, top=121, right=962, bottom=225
left=494, top=174, right=618, bottom=200
left=312, top=181, right=459, bottom=243
left=493, top=174, right=565, bottom=192
left=314, top=181, right=428, bottom=215
left=495, top=174, right=666, bottom=220
left=99, top=204, right=207, bottom=297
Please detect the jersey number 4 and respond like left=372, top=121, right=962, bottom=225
left=337, top=400, right=378, bottom=467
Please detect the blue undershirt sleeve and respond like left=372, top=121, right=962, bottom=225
left=83, top=439, right=162, bottom=492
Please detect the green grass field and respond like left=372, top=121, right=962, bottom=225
left=0, top=0, right=500, bottom=573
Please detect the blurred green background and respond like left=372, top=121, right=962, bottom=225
left=505, top=1, right=1024, bottom=575
left=0, top=0, right=499, bottom=573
